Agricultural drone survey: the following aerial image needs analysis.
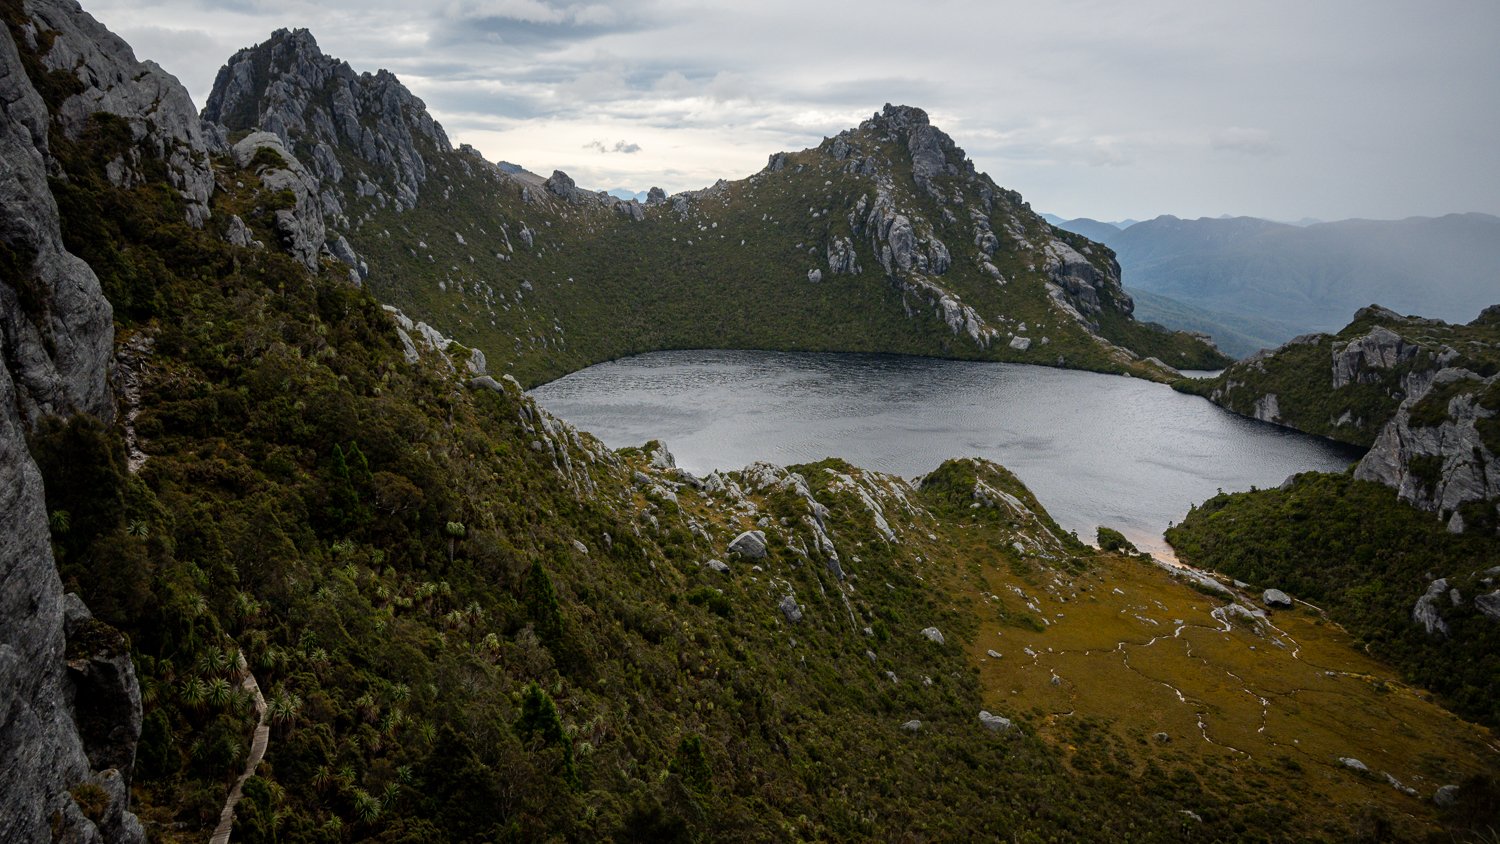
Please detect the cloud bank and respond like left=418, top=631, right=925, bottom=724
left=87, top=0, right=1500, bottom=221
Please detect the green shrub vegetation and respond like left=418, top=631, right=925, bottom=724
left=1095, top=526, right=1136, bottom=553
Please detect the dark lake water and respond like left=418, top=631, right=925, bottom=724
left=529, top=350, right=1363, bottom=553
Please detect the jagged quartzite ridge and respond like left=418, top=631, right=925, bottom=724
left=832, top=105, right=1136, bottom=338
left=2, top=1, right=148, bottom=839
left=20, top=0, right=214, bottom=226
left=1196, top=305, right=1500, bottom=532
left=204, top=28, right=449, bottom=217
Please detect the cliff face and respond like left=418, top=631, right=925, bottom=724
left=17, top=0, right=215, bottom=226
left=0, top=0, right=185, bottom=838
left=1354, top=366, right=1500, bottom=531
left=1187, top=305, right=1500, bottom=532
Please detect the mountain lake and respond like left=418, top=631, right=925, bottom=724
left=530, top=350, right=1364, bottom=554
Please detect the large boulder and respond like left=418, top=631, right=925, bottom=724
left=978, top=711, right=1013, bottom=732
left=1262, top=588, right=1294, bottom=610
left=729, top=530, right=768, bottom=559
left=778, top=594, right=803, bottom=623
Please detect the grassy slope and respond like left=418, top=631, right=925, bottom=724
left=922, top=462, right=1500, bottom=842
left=1167, top=473, right=1500, bottom=729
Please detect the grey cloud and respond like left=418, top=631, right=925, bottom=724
left=580, top=139, right=640, bottom=154
left=82, top=0, right=1500, bottom=221
left=1210, top=128, right=1277, bottom=157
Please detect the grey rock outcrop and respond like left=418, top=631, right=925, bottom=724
left=0, top=21, right=114, bottom=428
left=23, top=0, right=214, bottom=226
left=1412, top=578, right=1451, bottom=636
left=920, top=626, right=945, bottom=645
left=1253, top=393, right=1281, bottom=423
left=1433, top=784, right=1460, bottom=807
left=1332, top=325, right=1419, bottom=389
left=1339, top=757, right=1369, bottom=773
left=1476, top=590, right=1500, bottom=621
left=729, top=530, right=768, bottom=559
left=1008, top=336, right=1031, bottom=352
left=826, top=235, right=861, bottom=275
left=646, top=186, right=667, bottom=205
left=204, top=28, right=450, bottom=215
left=1, top=16, right=143, bottom=841
left=544, top=169, right=579, bottom=202
left=926, top=236, right=951, bottom=275
left=62, top=604, right=142, bottom=783
left=807, top=268, right=822, bottom=284
left=232, top=132, right=327, bottom=270
left=778, top=594, right=803, bottom=623
left=224, top=214, right=257, bottom=249
left=1262, top=588, right=1294, bottom=609
left=1042, top=238, right=1132, bottom=323
left=978, top=711, right=1013, bottom=732
left=1354, top=368, right=1499, bottom=528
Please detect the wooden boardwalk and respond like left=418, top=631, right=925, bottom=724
left=208, top=653, right=269, bottom=844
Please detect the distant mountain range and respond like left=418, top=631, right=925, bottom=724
left=1047, top=212, right=1500, bottom=356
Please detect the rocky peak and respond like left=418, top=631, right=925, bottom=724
left=203, top=28, right=451, bottom=214
left=543, top=169, right=579, bottom=201
left=865, top=103, right=932, bottom=134
left=857, top=104, right=972, bottom=196
left=19, top=0, right=214, bottom=226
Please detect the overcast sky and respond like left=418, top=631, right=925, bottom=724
left=89, top=0, right=1500, bottom=222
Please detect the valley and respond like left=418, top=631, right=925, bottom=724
left=0, top=0, right=1497, bottom=841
